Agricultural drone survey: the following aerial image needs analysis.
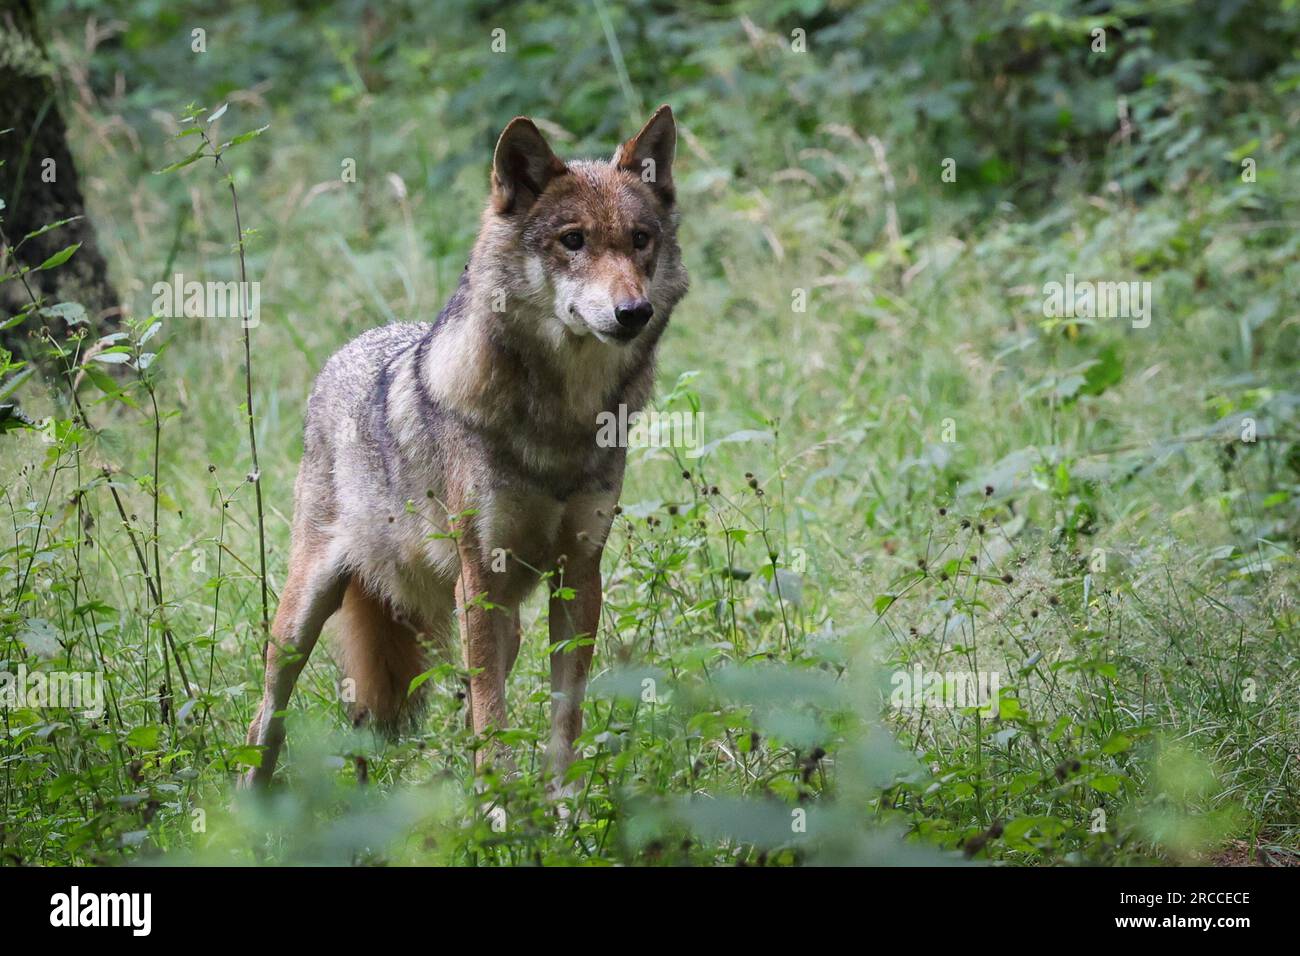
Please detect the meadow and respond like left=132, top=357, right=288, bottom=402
left=1, top=0, right=1297, bottom=866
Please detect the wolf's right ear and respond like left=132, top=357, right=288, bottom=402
left=492, top=118, right=567, bottom=215
left=614, top=105, right=677, bottom=206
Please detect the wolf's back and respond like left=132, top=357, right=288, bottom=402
left=302, top=323, right=430, bottom=451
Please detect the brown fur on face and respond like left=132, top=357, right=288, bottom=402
left=522, top=166, right=664, bottom=305
left=484, top=106, right=683, bottom=346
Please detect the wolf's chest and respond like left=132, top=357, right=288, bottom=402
left=471, top=489, right=567, bottom=570
left=469, top=486, right=616, bottom=593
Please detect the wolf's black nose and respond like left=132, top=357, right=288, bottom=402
left=614, top=299, right=654, bottom=331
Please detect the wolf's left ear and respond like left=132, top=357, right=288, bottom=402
left=614, top=105, right=676, bottom=206
left=492, top=117, right=568, bottom=215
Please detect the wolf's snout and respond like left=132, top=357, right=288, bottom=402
left=614, top=299, right=654, bottom=332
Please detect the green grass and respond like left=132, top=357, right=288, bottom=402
left=2, top=2, right=1299, bottom=866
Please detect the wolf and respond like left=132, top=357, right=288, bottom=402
left=242, top=107, right=688, bottom=792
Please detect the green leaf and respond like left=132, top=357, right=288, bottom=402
left=1081, top=344, right=1124, bottom=396
left=46, top=774, right=80, bottom=800
left=408, top=669, right=436, bottom=696
left=37, top=243, right=81, bottom=270
left=91, top=351, right=132, bottom=365
left=998, top=695, right=1024, bottom=720
left=39, top=301, right=88, bottom=325
left=1089, top=774, right=1124, bottom=794
left=0, top=366, right=33, bottom=402
left=154, top=148, right=207, bottom=174
left=80, top=365, right=121, bottom=396
left=20, top=216, right=83, bottom=245
left=227, top=744, right=263, bottom=769
left=1228, top=138, right=1260, bottom=162
left=125, top=724, right=162, bottom=750
left=1101, top=733, right=1132, bottom=755
left=221, top=125, right=270, bottom=150
left=686, top=428, right=773, bottom=460
left=0, top=403, right=36, bottom=432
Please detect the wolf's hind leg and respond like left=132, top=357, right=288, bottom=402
left=332, top=580, right=449, bottom=734
left=242, top=534, right=347, bottom=788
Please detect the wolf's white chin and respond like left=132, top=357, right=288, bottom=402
left=577, top=318, right=630, bottom=346
left=558, top=307, right=591, bottom=337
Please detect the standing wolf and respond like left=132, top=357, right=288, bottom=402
left=243, top=107, right=688, bottom=790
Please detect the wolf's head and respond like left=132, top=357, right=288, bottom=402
left=480, top=106, right=688, bottom=347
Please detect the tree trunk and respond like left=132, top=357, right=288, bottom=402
left=0, top=0, right=117, bottom=356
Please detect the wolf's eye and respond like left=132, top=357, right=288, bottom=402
left=560, top=230, right=584, bottom=251
left=632, top=230, right=651, bottom=250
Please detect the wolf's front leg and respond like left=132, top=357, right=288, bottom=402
left=454, top=568, right=517, bottom=775
left=546, top=556, right=600, bottom=796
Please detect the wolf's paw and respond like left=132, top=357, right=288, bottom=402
left=546, top=775, right=581, bottom=801
left=546, top=775, right=587, bottom=828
